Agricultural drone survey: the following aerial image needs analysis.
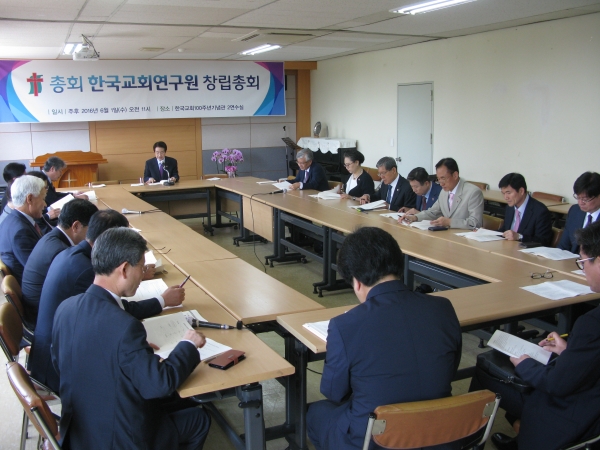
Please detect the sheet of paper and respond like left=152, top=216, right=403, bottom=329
left=487, top=330, right=552, bottom=365
left=273, top=181, right=292, bottom=190
left=379, top=212, right=405, bottom=220
left=206, top=177, right=222, bottom=181
left=130, top=183, right=144, bottom=186
left=521, top=280, right=593, bottom=300
left=198, top=338, right=232, bottom=361
left=302, top=320, right=329, bottom=341
left=400, top=220, right=433, bottom=231
left=348, top=200, right=387, bottom=211
left=83, top=190, right=97, bottom=201
left=308, top=190, right=342, bottom=200
left=90, top=184, right=106, bottom=188
left=50, top=194, right=74, bottom=210
left=256, top=180, right=277, bottom=184
left=124, top=278, right=169, bottom=302
left=182, top=309, right=209, bottom=323
left=145, top=250, right=158, bottom=265
left=520, top=247, right=579, bottom=260
left=148, top=182, right=163, bottom=186
left=457, top=229, right=505, bottom=242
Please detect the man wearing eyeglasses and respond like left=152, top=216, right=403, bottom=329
left=359, top=156, right=416, bottom=210
left=403, top=157, right=484, bottom=229
left=558, top=172, right=600, bottom=254
left=288, top=148, right=329, bottom=192
left=144, top=141, right=179, bottom=184
left=476, top=221, right=600, bottom=450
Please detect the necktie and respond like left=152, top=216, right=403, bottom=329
left=386, top=186, right=392, bottom=204
left=159, top=161, right=164, bottom=178
left=512, top=209, right=521, bottom=232
left=421, top=196, right=427, bottom=211
left=34, top=223, right=42, bottom=236
left=303, top=168, right=309, bottom=183
left=448, top=192, right=454, bottom=209
left=586, top=214, right=593, bottom=227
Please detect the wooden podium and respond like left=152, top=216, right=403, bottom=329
left=30, top=151, right=108, bottom=188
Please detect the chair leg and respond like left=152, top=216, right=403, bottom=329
left=20, top=411, right=29, bottom=450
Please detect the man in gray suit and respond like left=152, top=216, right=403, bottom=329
left=403, top=158, right=484, bottom=229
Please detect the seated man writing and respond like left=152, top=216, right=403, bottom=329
left=288, top=148, right=329, bottom=192
left=307, top=227, right=462, bottom=450
left=359, top=156, right=416, bottom=211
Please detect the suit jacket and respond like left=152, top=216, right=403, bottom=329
left=52, top=284, right=199, bottom=450
left=515, top=305, right=600, bottom=450
left=0, top=203, right=12, bottom=227
left=21, top=227, right=71, bottom=329
left=416, top=179, right=484, bottom=229
left=342, top=171, right=375, bottom=198
left=416, top=182, right=443, bottom=212
left=0, top=209, right=41, bottom=285
left=291, top=161, right=329, bottom=192
left=143, top=156, right=180, bottom=182
left=44, top=174, right=67, bottom=208
left=372, top=175, right=417, bottom=211
left=499, top=196, right=553, bottom=246
left=30, top=240, right=162, bottom=392
left=319, top=280, right=462, bottom=449
left=558, top=205, right=600, bottom=253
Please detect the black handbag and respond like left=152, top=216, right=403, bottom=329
left=476, top=349, right=532, bottom=393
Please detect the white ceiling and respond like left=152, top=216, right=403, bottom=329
left=1, top=0, right=599, bottom=61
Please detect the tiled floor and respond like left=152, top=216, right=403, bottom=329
left=0, top=217, right=515, bottom=450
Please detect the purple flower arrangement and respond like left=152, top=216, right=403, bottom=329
left=211, top=148, right=244, bottom=175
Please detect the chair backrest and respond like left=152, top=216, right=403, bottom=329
left=6, top=362, right=61, bottom=450
left=551, top=227, right=564, bottom=248
left=201, top=173, right=228, bottom=180
left=2, top=274, right=25, bottom=318
left=363, top=390, right=500, bottom=450
left=482, top=214, right=504, bottom=231
left=328, top=180, right=342, bottom=191
left=532, top=191, right=565, bottom=203
left=0, top=301, right=23, bottom=362
left=468, top=181, right=489, bottom=191
left=363, top=167, right=381, bottom=182
left=0, top=258, right=11, bottom=278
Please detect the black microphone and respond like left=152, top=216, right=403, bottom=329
left=188, top=318, right=241, bottom=330
left=270, top=190, right=285, bottom=194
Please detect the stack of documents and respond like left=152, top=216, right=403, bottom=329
left=379, top=212, right=405, bottom=220
left=487, top=330, right=552, bottom=365
left=308, top=190, right=341, bottom=200
left=520, top=247, right=579, bottom=260
left=348, top=200, right=387, bottom=211
left=143, top=311, right=231, bottom=360
left=400, top=220, right=433, bottom=231
left=303, top=320, right=329, bottom=341
left=273, top=181, right=292, bottom=190
left=521, top=279, right=593, bottom=300
left=144, top=250, right=163, bottom=270
left=256, top=180, right=276, bottom=184
left=456, top=228, right=505, bottom=242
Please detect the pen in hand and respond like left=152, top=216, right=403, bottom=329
left=545, top=333, right=568, bottom=342
left=179, top=275, right=190, bottom=288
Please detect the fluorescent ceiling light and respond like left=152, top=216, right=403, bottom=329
left=392, top=0, right=476, bottom=15
left=62, top=42, right=83, bottom=55
left=240, top=44, right=281, bottom=56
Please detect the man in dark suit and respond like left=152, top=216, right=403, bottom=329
left=399, top=166, right=442, bottom=213
left=306, top=227, right=462, bottom=450
left=497, top=173, right=553, bottom=246
left=0, top=175, right=46, bottom=284
left=144, top=141, right=180, bottom=183
left=474, top=221, right=600, bottom=450
left=52, top=227, right=210, bottom=449
left=1, top=162, right=26, bottom=213
left=359, top=157, right=416, bottom=211
left=41, top=156, right=88, bottom=214
left=558, top=172, right=600, bottom=254
left=289, top=148, right=329, bottom=192
left=30, top=209, right=185, bottom=392
left=21, top=199, right=98, bottom=329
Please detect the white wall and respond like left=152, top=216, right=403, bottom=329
left=311, top=13, right=600, bottom=200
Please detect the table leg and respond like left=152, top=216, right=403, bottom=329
left=237, top=384, right=266, bottom=450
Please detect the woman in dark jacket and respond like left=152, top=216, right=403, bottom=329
left=340, top=149, right=374, bottom=199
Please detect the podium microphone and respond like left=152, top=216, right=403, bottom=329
left=164, top=167, right=175, bottom=186
left=122, top=208, right=142, bottom=214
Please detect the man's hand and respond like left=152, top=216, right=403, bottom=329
left=503, top=230, right=520, bottom=241
left=148, top=342, right=160, bottom=350
left=73, top=193, right=89, bottom=200
left=399, top=207, right=418, bottom=215
left=402, top=214, right=418, bottom=223
left=169, top=177, right=176, bottom=183
left=146, top=178, right=155, bottom=184
left=289, top=182, right=301, bottom=190
left=183, top=330, right=206, bottom=349
left=431, top=217, right=451, bottom=227
left=143, top=264, right=156, bottom=280
left=539, top=332, right=568, bottom=355
left=359, top=194, right=370, bottom=205
left=47, top=207, right=60, bottom=219
left=510, top=354, right=530, bottom=367
left=162, top=286, right=185, bottom=307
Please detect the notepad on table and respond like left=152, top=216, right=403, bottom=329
left=90, top=184, right=106, bottom=188
left=456, top=228, right=505, bottom=242
left=130, top=183, right=144, bottom=186
left=521, top=279, right=593, bottom=301
left=82, top=190, right=97, bottom=201
left=520, top=247, right=579, bottom=260
left=308, top=190, right=341, bottom=200
left=143, top=312, right=231, bottom=360
left=380, top=212, right=405, bottom=220
left=144, top=250, right=163, bottom=270
left=49, top=194, right=74, bottom=210
left=206, top=177, right=222, bottom=181
left=349, top=200, right=387, bottom=211
left=273, top=181, right=292, bottom=190
left=400, top=220, right=433, bottom=231
left=256, top=180, right=277, bottom=184
left=303, top=320, right=330, bottom=342
left=487, top=330, right=552, bottom=365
